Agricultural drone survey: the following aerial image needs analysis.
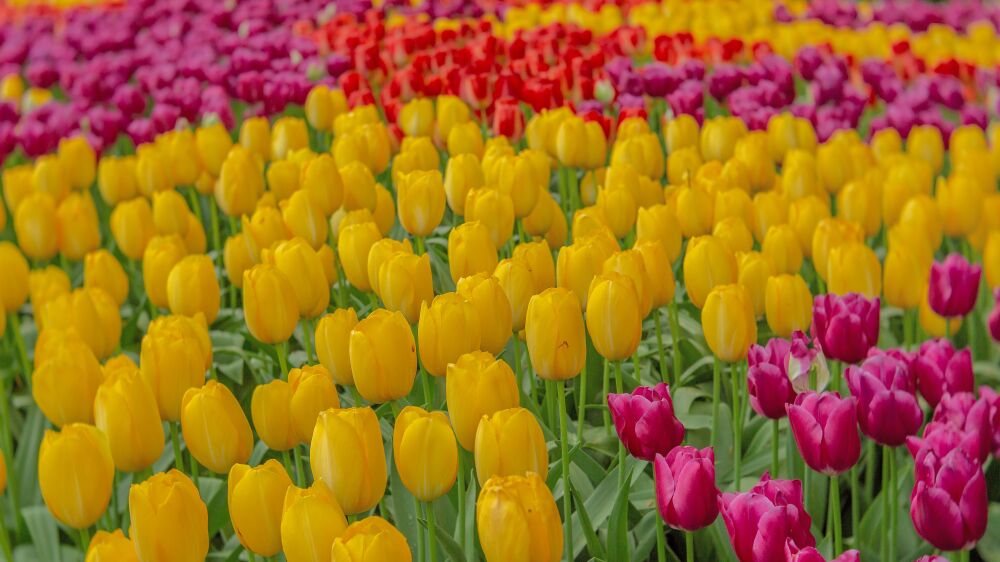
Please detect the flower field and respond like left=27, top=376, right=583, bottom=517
left=0, top=0, right=998, bottom=561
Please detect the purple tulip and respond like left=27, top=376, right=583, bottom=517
left=913, top=339, right=973, bottom=407
left=641, top=62, right=680, bottom=98
left=787, top=391, right=861, bottom=475
left=845, top=354, right=922, bottom=447
left=607, top=383, right=685, bottom=462
left=719, top=474, right=815, bottom=562
left=812, top=293, right=880, bottom=364
left=929, top=254, right=982, bottom=318
left=785, top=541, right=860, bottom=562
left=910, top=446, right=987, bottom=551
left=988, top=289, right=1000, bottom=343
left=708, top=64, right=743, bottom=100
left=654, top=446, right=719, bottom=531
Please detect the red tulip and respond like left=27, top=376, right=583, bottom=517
left=913, top=339, right=973, bottom=407
left=786, top=391, right=861, bottom=475
left=811, top=293, right=880, bottom=364
left=607, top=383, right=685, bottom=462
left=718, top=474, right=814, bottom=562
left=653, top=446, right=719, bottom=532
left=928, top=253, right=981, bottom=318
left=910, top=446, right=988, bottom=551
left=844, top=354, right=922, bottom=447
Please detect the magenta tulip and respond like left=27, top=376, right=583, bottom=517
left=746, top=338, right=798, bottom=419
left=866, top=346, right=916, bottom=372
left=654, top=446, right=719, bottom=532
left=988, top=289, right=1000, bottom=343
left=784, top=541, right=860, bottom=562
left=607, top=383, right=685, bottom=462
left=980, top=386, right=1000, bottom=457
left=928, top=253, right=981, bottom=318
left=718, top=474, right=815, bottom=562
left=910, top=447, right=988, bottom=551
left=913, top=557, right=949, bottom=562
left=913, top=339, right=973, bottom=407
left=844, top=354, right=922, bottom=447
left=786, top=391, right=861, bottom=475
left=812, top=293, right=880, bottom=364
left=907, top=392, right=994, bottom=464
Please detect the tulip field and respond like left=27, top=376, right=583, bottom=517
left=3, top=0, right=1000, bottom=561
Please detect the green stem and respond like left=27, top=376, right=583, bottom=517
left=190, top=453, right=200, bottom=488
left=577, top=343, right=588, bottom=444
left=668, top=303, right=681, bottom=387
left=78, top=527, right=90, bottom=553
left=602, top=359, right=611, bottom=438
left=302, top=318, right=315, bottom=363
left=615, top=361, right=626, bottom=489
left=349, top=385, right=364, bottom=407
left=771, top=418, right=780, bottom=477
left=512, top=336, right=522, bottom=395
left=0, top=507, right=13, bottom=562
left=850, top=466, right=859, bottom=544
left=294, top=446, right=306, bottom=487
left=169, top=422, right=184, bottom=471
left=426, top=501, right=438, bottom=562
left=731, top=362, right=742, bottom=488
left=655, top=511, right=666, bottom=562
left=421, top=369, right=433, bottom=408
left=334, top=250, right=347, bottom=308
left=8, top=314, right=30, bottom=386
left=186, top=188, right=203, bottom=225
left=685, top=531, right=695, bottom=562
left=958, top=549, right=970, bottom=562
left=415, top=236, right=426, bottom=255
left=888, top=447, right=897, bottom=562
left=711, top=357, right=721, bottom=446
left=864, top=440, right=876, bottom=503
left=829, top=474, right=842, bottom=554
left=275, top=342, right=289, bottom=379
left=414, top=496, right=426, bottom=562
left=282, top=450, right=297, bottom=485
left=456, top=452, right=467, bottom=556
left=881, top=447, right=890, bottom=562
left=653, top=309, right=668, bottom=384
left=945, top=316, right=952, bottom=342
left=552, top=379, right=573, bottom=562
left=209, top=197, right=222, bottom=268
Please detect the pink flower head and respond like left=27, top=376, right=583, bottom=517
left=787, top=391, right=861, bottom=475
left=812, top=293, right=880, bottom=364
left=906, top=392, right=994, bottom=463
left=909, top=447, right=988, bottom=551
left=988, top=288, right=1000, bottom=343
left=654, top=446, right=719, bottom=532
left=979, top=386, right=1000, bottom=457
left=607, top=383, right=685, bottom=462
left=845, top=354, right=922, bottom=447
left=928, top=254, right=981, bottom=318
left=747, top=337, right=797, bottom=419
left=719, top=474, right=815, bottom=562
left=913, top=339, right=974, bottom=407
left=784, top=540, right=860, bottom=562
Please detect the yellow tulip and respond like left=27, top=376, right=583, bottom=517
left=0, top=242, right=30, bottom=313
left=32, top=336, right=103, bottom=427
left=556, top=236, right=615, bottom=310
left=272, top=117, right=310, bottom=161
left=2, top=165, right=33, bottom=213
left=474, top=407, right=547, bottom=486
left=445, top=351, right=520, bottom=451
left=14, top=192, right=58, bottom=261
left=465, top=187, right=516, bottom=250
left=341, top=161, right=379, bottom=213
left=378, top=252, right=434, bottom=325
left=244, top=264, right=301, bottom=344
left=94, top=360, right=165, bottom=472
left=750, top=190, right=788, bottom=243
left=683, top=235, right=738, bottom=309
left=443, top=154, right=484, bottom=216
left=494, top=257, right=537, bottom=333
left=737, top=251, right=772, bottom=318
left=666, top=147, right=702, bottom=186
left=827, top=242, right=882, bottom=299
left=311, top=407, right=387, bottom=515
left=936, top=174, right=983, bottom=238
left=197, top=122, right=234, bottom=176
left=836, top=178, right=882, bottom=238
left=161, top=129, right=202, bottom=187
left=884, top=246, right=927, bottom=310
left=362, top=238, right=410, bottom=297
left=586, top=272, right=642, bottom=361
left=907, top=125, right=944, bottom=174
left=144, top=234, right=189, bottom=310
left=544, top=202, right=568, bottom=251
left=33, top=154, right=70, bottom=202
left=56, top=192, right=101, bottom=261
left=97, top=156, right=138, bottom=205
left=180, top=380, right=253, bottom=474
left=243, top=205, right=290, bottom=262
left=83, top=249, right=129, bottom=307
left=735, top=132, right=775, bottom=191
left=983, top=230, right=1000, bottom=289
left=448, top=121, right=485, bottom=159
left=700, top=116, right=745, bottom=162
left=330, top=516, right=412, bottom=562
left=216, top=146, right=262, bottom=217
left=603, top=249, right=653, bottom=317
left=301, top=154, right=344, bottom=217
left=135, top=144, right=172, bottom=197
left=767, top=113, right=816, bottom=163
left=41, top=287, right=121, bottom=360
left=713, top=216, right=754, bottom=254
left=526, top=288, right=586, bottom=381
left=140, top=313, right=212, bottom=421
left=337, top=221, right=382, bottom=293
left=702, top=284, right=757, bottom=363
left=306, top=85, right=335, bottom=131
left=870, top=128, right=902, bottom=162
left=224, top=235, right=254, bottom=291
left=675, top=184, right=714, bottom=238
left=251, top=379, right=297, bottom=452
left=289, top=365, right=341, bottom=444
left=167, top=254, right=220, bottom=324
left=477, top=472, right=563, bottom=562
left=665, top=114, right=699, bottom=154
left=596, top=185, right=638, bottom=239
left=266, top=160, right=299, bottom=203
left=765, top=274, right=813, bottom=337
left=788, top=195, right=829, bottom=258
left=811, top=217, right=865, bottom=282
left=418, top=293, right=482, bottom=377
left=263, top=237, right=330, bottom=318
left=281, top=483, right=349, bottom=562
left=898, top=194, right=943, bottom=253
left=152, top=190, right=191, bottom=238
left=311, top=309, right=357, bottom=388
left=39, top=424, right=113, bottom=529
left=456, top=273, right=513, bottom=355
left=448, top=221, right=498, bottom=283
left=282, top=189, right=328, bottom=250
left=228, top=460, right=294, bottom=556
left=393, top=406, right=458, bottom=501
left=399, top=98, right=435, bottom=137
left=816, top=139, right=856, bottom=195
left=130, top=470, right=209, bottom=562
left=85, top=530, right=139, bottom=562
left=28, top=265, right=69, bottom=324
left=111, top=196, right=155, bottom=260
left=349, top=309, right=417, bottom=402
left=436, top=95, right=471, bottom=142
left=762, top=224, right=803, bottom=275
left=513, top=240, right=555, bottom=293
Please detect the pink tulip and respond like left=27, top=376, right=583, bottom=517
left=812, top=293, right=880, bottom=364
left=719, top=474, right=815, bottom=562
left=786, top=391, right=861, bottom=475
left=910, top=446, right=988, bottom=551
left=907, top=392, right=994, bottom=464
left=913, top=339, right=973, bottom=407
left=747, top=338, right=798, bottom=419
left=844, top=354, right=922, bottom=447
left=654, top=446, right=719, bottom=532
left=989, top=289, right=1000, bottom=343
left=980, top=386, right=1000, bottom=457
left=784, top=541, right=860, bottom=562
left=607, top=383, right=685, bottom=462
left=928, top=254, right=981, bottom=318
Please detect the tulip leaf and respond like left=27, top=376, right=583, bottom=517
left=418, top=515, right=467, bottom=562
left=706, top=518, right=738, bottom=562
left=978, top=504, right=1000, bottom=562
left=21, top=506, right=60, bottom=562
left=606, top=463, right=633, bottom=562
left=387, top=447, right=421, bottom=557
left=13, top=405, right=45, bottom=508
left=631, top=509, right=659, bottom=562
left=201, top=477, right=231, bottom=537
left=571, top=487, right=606, bottom=560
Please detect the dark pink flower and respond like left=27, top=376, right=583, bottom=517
left=784, top=540, right=860, bottom=562
left=812, top=293, right=880, bottom=364
left=910, top=447, right=988, bottom=551
left=654, top=446, right=719, bottom=531
left=787, top=391, right=860, bottom=475
left=980, top=386, right=1000, bottom=457
left=928, top=254, right=981, bottom=318
left=844, top=354, right=922, bottom=447
left=913, top=339, right=974, bottom=407
left=719, top=474, right=815, bottom=562
left=607, top=383, right=685, bottom=462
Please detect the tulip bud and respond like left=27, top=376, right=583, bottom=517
left=474, top=407, right=547, bottom=485
left=392, top=406, right=458, bottom=502
left=665, top=114, right=699, bottom=154
left=883, top=246, right=927, bottom=310
left=243, top=264, right=300, bottom=344
left=556, top=237, right=615, bottom=310
left=608, top=381, right=685, bottom=461
left=167, top=254, right=221, bottom=324
left=761, top=225, right=802, bottom=275
left=15, top=192, right=58, bottom=261
left=33, top=154, right=70, bottom=202
left=526, top=288, right=586, bottom=381
left=251, top=379, right=297, bottom=452
left=228, top=460, right=294, bottom=556
left=0, top=242, right=29, bottom=313
left=349, top=309, right=417, bottom=402
left=311, top=407, right=387, bottom=514
left=634, top=205, right=681, bottom=263
left=812, top=293, right=879, bottom=364
left=444, top=154, right=484, bottom=216
left=448, top=121, right=485, bottom=159
left=305, top=86, right=335, bottom=132
left=130, top=470, right=209, bottom=562
left=764, top=274, right=812, bottom=338
left=827, top=242, right=881, bottom=299
left=683, top=235, right=738, bottom=309
left=111, top=197, right=155, bottom=260
left=85, top=530, right=139, bottom=562
left=331, top=516, right=412, bottom=562
left=702, top=283, right=757, bottom=362
left=94, top=360, right=165, bottom=472
left=448, top=221, right=498, bottom=283
left=83, top=250, right=128, bottom=307
left=29, top=266, right=69, bottom=326
left=217, top=147, right=262, bottom=218
left=445, top=351, right=520, bottom=451
left=315, top=308, right=359, bottom=386
left=135, top=144, right=172, bottom=197
left=713, top=217, right=754, bottom=254
left=845, top=354, right=922, bottom=446
left=272, top=117, right=309, bottom=161
left=513, top=240, right=555, bottom=292
left=243, top=205, right=290, bottom=262
left=142, top=234, right=187, bottom=309
left=654, top=446, right=718, bottom=531
left=152, top=191, right=190, bottom=238
left=596, top=186, right=638, bottom=240
left=39, top=424, right=113, bottom=529
left=418, top=293, right=482, bottom=377
left=907, top=125, right=944, bottom=173
left=281, top=189, right=328, bottom=250
left=196, top=122, right=234, bottom=176
left=301, top=154, right=344, bottom=216
left=41, top=287, right=121, bottom=361
left=494, top=257, right=537, bottom=333
left=811, top=217, right=864, bottom=282
left=674, top=184, right=714, bottom=238
left=57, top=136, right=96, bottom=191
left=929, top=253, right=982, bottom=318
left=913, top=339, right=974, bottom=408
left=456, top=273, right=512, bottom=355
left=140, top=313, right=212, bottom=421
left=477, top=472, right=563, bottom=562
left=2, top=165, right=33, bottom=215
left=56, top=191, right=101, bottom=260
left=281, top=483, right=349, bottom=562
left=263, top=237, right=329, bottom=318
left=181, top=380, right=253, bottom=474
left=33, top=336, right=103, bottom=427
left=266, top=160, right=299, bottom=202
left=337, top=222, right=382, bottom=293
left=909, top=446, right=987, bottom=551
left=788, top=195, right=829, bottom=258
left=378, top=253, right=434, bottom=325
left=399, top=98, right=434, bottom=138
left=898, top=194, right=943, bottom=252
left=465, top=187, right=515, bottom=250
left=787, top=391, right=861, bottom=475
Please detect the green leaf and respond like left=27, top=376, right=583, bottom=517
left=21, top=506, right=60, bottom=562
left=13, top=406, right=45, bottom=508
left=201, top=477, right=230, bottom=537
left=419, top=516, right=467, bottom=562
left=388, top=447, right=421, bottom=558
left=571, top=487, right=606, bottom=560
left=978, top=504, right=1000, bottom=562
left=606, top=462, right=633, bottom=562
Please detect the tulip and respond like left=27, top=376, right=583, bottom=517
left=83, top=250, right=128, bottom=307
left=161, top=129, right=201, bottom=187
left=272, top=117, right=309, bottom=161
left=836, top=178, right=882, bottom=238
left=39, top=424, right=113, bottom=529
left=264, top=237, right=329, bottom=319
left=913, top=339, right=974, bottom=408
left=907, top=125, right=945, bottom=173
left=596, top=186, right=638, bottom=240
left=746, top=339, right=799, bottom=420
left=811, top=218, right=864, bottom=282
left=494, top=257, right=537, bottom=333
left=244, top=264, right=300, bottom=345
left=216, top=147, right=262, bottom=218
left=33, top=337, right=103, bottom=427
left=844, top=354, right=922, bottom=446
left=788, top=196, right=829, bottom=257
left=898, top=193, right=944, bottom=251
left=339, top=162, right=378, bottom=211
left=929, top=253, right=982, bottom=319
left=2, top=165, right=32, bottom=214
left=33, top=154, right=70, bottom=202
left=465, top=187, right=515, bottom=250
left=737, top=249, right=772, bottom=316
left=910, top=392, right=994, bottom=465
left=812, top=293, right=880, bottom=364
left=439, top=350, right=520, bottom=451
left=337, top=221, right=382, bottom=293
left=701, top=116, right=744, bottom=162
left=702, top=284, right=757, bottom=363
left=910, top=446, right=987, bottom=551
left=512, top=240, right=554, bottom=291
left=785, top=544, right=860, bottom=562
left=228, top=460, right=294, bottom=556
left=14, top=192, right=58, bottom=261
left=57, top=136, right=96, bottom=191
left=266, top=160, right=299, bottom=201
left=765, top=274, right=813, bottom=338
left=243, top=205, right=290, bottom=262
left=305, top=86, right=335, bottom=131
left=683, top=236, right=737, bottom=309
left=761, top=225, right=802, bottom=275
left=41, top=287, right=121, bottom=361
left=654, top=446, right=718, bottom=532
left=525, top=288, right=586, bottom=381
left=281, top=189, right=328, bottom=250
left=634, top=241, right=676, bottom=310
left=448, top=221, right=498, bottom=283
left=665, top=114, right=699, bottom=153
left=396, top=170, right=446, bottom=239
left=418, top=293, right=482, bottom=377
left=56, top=192, right=101, bottom=260
left=392, top=406, right=458, bottom=502
left=135, top=144, right=172, bottom=197
left=674, top=184, right=714, bottom=238
left=827, top=242, right=882, bottom=299
left=151, top=191, right=190, bottom=238
left=713, top=217, right=754, bottom=254
left=444, top=154, right=484, bottom=216
left=180, top=380, right=253, bottom=474
left=474, top=406, right=547, bottom=486
left=110, top=197, right=155, bottom=260
left=167, top=254, right=220, bottom=324
left=477, top=472, right=562, bottom=562
left=311, top=407, right=387, bottom=515
left=455, top=273, right=512, bottom=355
left=28, top=266, right=69, bottom=326
left=718, top=475, right=815, bottom=562
left=586, top=272, right=642, bottom=361
left=448, top=121, right=484, bottom=158
left=300, top=155, right=344, bottom=217
left=130, top=470, right=209, bottom=562
left=140, top=313, right=211, bottom=421
left=0, top=242, right=29, bottom=313
left=143, top=235, right=187, bottom=309
left=251, top=379, right=297, bottom=452
left=607, top=382, right=686, bottom=462
left=315, top=309, right=359, bottom=387
left=94, top=361, right=165, bottom=472
left=636, top=204, right=682, bottom=263
left=288, top=366, right=341, bottom=446
left=85, top=530, right=139, bottom=562
left=331, top=516, right=413, bottom=562
left=281, top=483, right=349, bottom=562
left=377, top=251, right=434, bottom=325
left=196, top=122, right=233, bottom=176
left=883, top=246, right=927, bottom=310
left=556, top=236, right=615, bottom=310
left=787, top=391, right=861, bottom=475
left=349, top=309, right=417, bottom=403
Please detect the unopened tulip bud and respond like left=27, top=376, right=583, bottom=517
left=311, top=407, right=387, bottom=515
left=39, top=424, right=113, bottom=529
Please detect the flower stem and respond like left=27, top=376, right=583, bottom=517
left=169, top=422, right=184, bottom=471
left=294, top=446, right=306, bottom=487
left=421, top=368, right=433, bottom=408
left=888, top=446, right=897, bottom=562
left=302, top=318, right=315, bottom=363
left=711, top=356, right=721, bottom=447
left=730, top=362, right=742, bottom=488
left=247, top=549, right=257, bottom=562
left=549, top=379, right=573, bottom=562
left=78, top=527, right=90, bottom=554
left=456, top=451, right=467, bottom=556
left=881, top=447, right=890, bottom=562
left=771, top=418, right=780, bottom=477
left=614, top=361, right=626, bottom=489
left=281, top=450, right=296, bottom=484
left=655, top=510, right=666, bottom=562
left=209, top=197, right=222, bottom=267
left=415, top=236, right=426, bottom=255
left=275, top=341, right=289, bottom=379
left=414, top=496, right=426, bottom=562
left=0, top=507, right=13, bottom=562
left=602, top=359, right=611, bottom=438
left=850, top=465, right=859, bottom=545
left=654, top=309, right=668, bottom=384
left=829, top=474, right=842, bottom=554
left=668, top=302, right=681, bottom=386
left=577, top=346, right=587, bottom=443
left=685, top=531, right=695, bottom=562
left=426, top=501, right=438, bottom=562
